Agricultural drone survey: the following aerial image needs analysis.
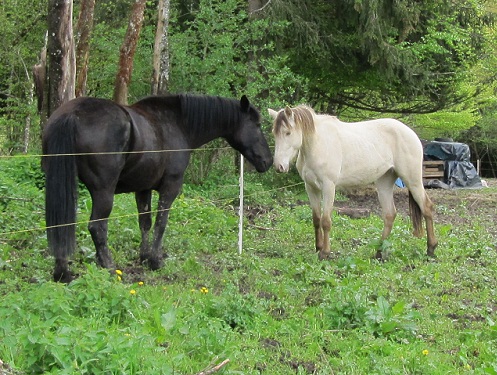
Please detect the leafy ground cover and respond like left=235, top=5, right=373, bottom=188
left=1, top=156, right=497, bottom=374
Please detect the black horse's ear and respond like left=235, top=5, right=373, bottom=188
left=240, top=95, right=250, bottom=112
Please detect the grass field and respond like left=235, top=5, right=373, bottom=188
left=1, top=156, right=496, bottom=374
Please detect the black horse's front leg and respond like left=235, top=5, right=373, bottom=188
left=53, top=257, right=74, bottom=283
left=143, top=179, right=183, bottom=270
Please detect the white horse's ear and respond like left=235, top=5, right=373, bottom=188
left=284, top=106, right=293, bottom=118
left=267, top=108, right=278, bottom=119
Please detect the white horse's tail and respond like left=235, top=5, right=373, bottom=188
left=409, top=192, right=424, bottom=237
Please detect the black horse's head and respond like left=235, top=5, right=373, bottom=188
left=225, top=95, right=273, bottom=173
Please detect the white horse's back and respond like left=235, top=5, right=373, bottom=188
left=309, top=116, right=423, bottom=188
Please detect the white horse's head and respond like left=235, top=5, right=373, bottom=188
left=268, top=106, right=303, bottom=173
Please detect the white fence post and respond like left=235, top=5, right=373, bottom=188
left=238, top=154, right=244, bottom=254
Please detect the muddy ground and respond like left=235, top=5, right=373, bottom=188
left=334, top=178, right=497, bottom=239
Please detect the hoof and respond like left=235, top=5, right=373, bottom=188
left=427, top=243, right=438, bottom=258
left=96, top=252, right=115, bottom=269
left=140, top=254, right=164, bottom=270
left=54, top=259, right=74, bottom=283
left=53, top=269, right=74, bottom=283
left=318, top=251, right=332, bottom=260
left=426, top=251, right=436, bottom=258
left=374, top=250, right=385, bottom=262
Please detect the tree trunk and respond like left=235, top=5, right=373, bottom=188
left=47, top=0, right=75, bottom=117
left=113, top=0, right=147, bottom=105
left=33, top=32, right=48, bottom=116
left=151, top=0, right=171, bottom=95
left=248, top=0, right=263, bottom=14
left=75, top=0, right=96, bottom=97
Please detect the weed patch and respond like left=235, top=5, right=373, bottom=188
left=1, top=157, right=497, bottom=373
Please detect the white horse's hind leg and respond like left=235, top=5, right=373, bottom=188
left=406, top=183, right=438, bottom=256
left=423, top=194, right=438, bottom=256
left=375, top=172, right=398, bottom=259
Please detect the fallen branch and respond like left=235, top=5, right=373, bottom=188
left=194, top=359, right=230, bottom=375
left=247, top=223, right=276, bottom=231
left=0, top=196, right=32, bottom=202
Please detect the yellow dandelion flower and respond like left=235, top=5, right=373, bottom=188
left=200, top=287, right=209, bottom=294
left=115, top=269, right=123, bottom=276
left=117, top=276, right=122, bottom=282
left=422, top=349, right=429, bottom=356
left=130, top=289, right=136, bottom=295
left=138, top=281, right=144, bottom=286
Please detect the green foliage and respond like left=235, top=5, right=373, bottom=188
left=364, top=296, right=419, bottom=337
left=0, top=0, right=46, bottom=153
left=0, top=265, right=172, bottom=374
left=410, top=109, right=480, bottom=140
left=2, top=154, right=497, bottom=373
left=0, top=156, right=45, bottom=257
left=169, top=0, right=247, bottom=96
left=267, top=0, right=494, bottom=113
left=168, top=0, right=307, bottom=107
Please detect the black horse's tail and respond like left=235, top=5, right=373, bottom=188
left=43, top=114, right=78, bottom=260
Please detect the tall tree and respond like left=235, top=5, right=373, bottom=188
left=47, top=0, right=75, bottom=116
left=113, top=0, right=147, bottom=105
left=152, top=0, right=171, bottom=95
left=75, top=0, right=96, bottom=97
left=265, top=0, right=494, bottom=114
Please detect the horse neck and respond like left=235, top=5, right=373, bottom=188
left=298, top=119, right=325, bottom=162
left=180, top=96, right=238, bottom=149
left=185, top=118, right=230, bottom=149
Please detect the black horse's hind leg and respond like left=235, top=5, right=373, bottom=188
left=88, top=190, right=116, bottom=270
left=135, top=190, right=153, bottom=263
left=142, top=177, right=183, bottom=270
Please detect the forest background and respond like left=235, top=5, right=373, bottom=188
left=0, top=0, right=497, bottom=177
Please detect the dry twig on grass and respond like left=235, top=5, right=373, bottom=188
left=194, top=359, right=230, bottom=375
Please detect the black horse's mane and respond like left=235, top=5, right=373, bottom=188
left=135, top=94, right=252, bottom=135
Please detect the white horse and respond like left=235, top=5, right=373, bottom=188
left=268, top=105, right=438, bottom=260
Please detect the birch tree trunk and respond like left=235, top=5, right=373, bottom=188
left=47, top=0, right=75, bottom=117
left=113, top=0, right=147, bottom=105
left=75, top=0, right=95, bottom=97
left=151, top=0, right=171, bottom=95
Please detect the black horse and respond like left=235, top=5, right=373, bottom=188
left=42, top=94, right=273, bottom=282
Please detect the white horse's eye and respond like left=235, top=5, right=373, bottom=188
left=285, top=131, right=291, bottom=136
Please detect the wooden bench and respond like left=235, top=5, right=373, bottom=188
left=422, top=160, right=445, bottom=181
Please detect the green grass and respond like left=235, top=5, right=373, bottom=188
left=1, top=155, right=497, bottom=374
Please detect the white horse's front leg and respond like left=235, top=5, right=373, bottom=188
left=305, top=183, right=324, bottom=255
left=319, top=183, right=336, bottom=260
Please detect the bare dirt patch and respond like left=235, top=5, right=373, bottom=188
left=335, top=178, right=497, bottom=239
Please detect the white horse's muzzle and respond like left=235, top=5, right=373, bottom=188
left=274, top=162, right=289, bottom=173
